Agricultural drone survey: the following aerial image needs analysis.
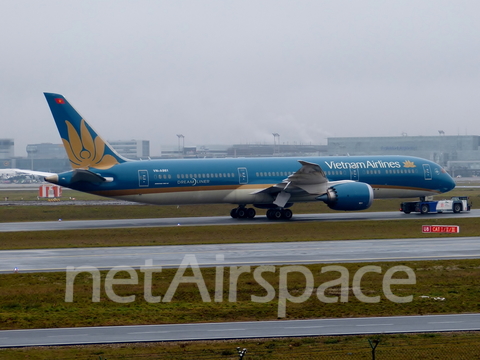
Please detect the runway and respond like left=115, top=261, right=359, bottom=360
left=1, top=209, right=479, bottom=232
left=1, top=313, right=479, bottom=347
left=1, top=237, right=480, bottom=273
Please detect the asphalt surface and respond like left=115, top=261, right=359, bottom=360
left=1, top=209, right=480, bottom=232
left=1, top=314, right=480, bottom=348
left=1, top=236, right=480, bottom=273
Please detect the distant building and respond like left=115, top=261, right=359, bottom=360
left=0, top=139, right=14, bottom=161
left=327, top=135, right=480, bottom=176
left=227, top=144, right=327, bottom=158
left=26, top=143, right=67, bottom=159
left=12, top=157, right=70, bottom=174
left=158, top=143, right=327, bottom=159
left=6, top=135, right=480, bottom=177
left=11, top=143, right=70, bottom=173
left=109, top=140, right=150, bottom=159
left=1, top=141, right=70, bottom=173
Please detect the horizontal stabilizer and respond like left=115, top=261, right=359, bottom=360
left=71, top=169, right=108, bottom=183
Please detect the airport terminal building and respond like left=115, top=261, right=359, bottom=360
left=327, top=135, right=480, bottom=177
left=2, top=135, right=480, bottom=177
left=109, top=140, right=150, bottom=159
left=2, top=140, right=151, bottom=174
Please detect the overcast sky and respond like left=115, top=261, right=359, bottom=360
left=2, top=1, right=479, bottom=156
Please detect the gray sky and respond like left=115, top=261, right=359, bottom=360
left=2, top=0, right=479, bottom=156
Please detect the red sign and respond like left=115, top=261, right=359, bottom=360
left=422, top=225, right=460, bottom=233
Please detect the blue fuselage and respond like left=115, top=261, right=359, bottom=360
left=52, top=155, right=455, bottom=207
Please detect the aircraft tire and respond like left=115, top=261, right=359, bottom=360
left=272, top=209, right=283, bottom=220
left=247, top=208, right=256, bottom=219
left=266, top=209, right=274, bottom=220
left=266, top=209, right=279, bottom=220
left=282, top=209, right=293, bottom=219
left=230, top=208, right=239, bottom=218
left=237, top=208, right=247, bottom=218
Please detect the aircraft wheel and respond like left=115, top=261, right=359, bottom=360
left=266, top=209, right=278, bottom=220
left=272, top=209, right=283, bottom=220
left=230, top=208, right=238, bottom=218
left=247, top=208, right=256, bottom=219
left=237, top=208, right=247, bottom=218
left=282, top=209, right=293, bottom=219
left=266, top=209, right=274, bottom=220
left=420, top=204, right=429, bottom=214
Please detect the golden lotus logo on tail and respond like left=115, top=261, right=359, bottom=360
left=62, top=119, right=118, bottom=169
left=403, top=160, right=416, bottom=168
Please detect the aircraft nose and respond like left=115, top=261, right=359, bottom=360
left=444, top=173, right=456, bottom=192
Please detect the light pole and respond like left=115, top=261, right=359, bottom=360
left=272, top=133, right=280, bottom=155
left=176, top=134, right=184, bottom=158
left=26, top=145, right=37, bottom=170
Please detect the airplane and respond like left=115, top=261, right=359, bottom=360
left=43, top=92, right=456, bottom=220
left=0, top=168, right=55, bottom=178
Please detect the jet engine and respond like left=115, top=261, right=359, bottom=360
left=317, top=182, right=374, bottom=211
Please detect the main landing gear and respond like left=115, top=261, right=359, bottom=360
left=266, top=208, right=292, bottom=220
left=230, top=206, right=256, bottom=219
left=230, top=206, right=293, bottom=220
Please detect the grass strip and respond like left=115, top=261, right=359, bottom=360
left=1, top=259, right=480, bottom=330
left=1, top=332, right=480, bottom=359
left=1, top=217, right=479, bottom=250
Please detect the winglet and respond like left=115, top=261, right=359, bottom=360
left=44, top=93, right=128, bottom=170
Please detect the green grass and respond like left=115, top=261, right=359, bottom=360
left=0, top=203, right=237, bottom=222
left=2, top=333, right=480, bottom=359
left=1, top=217, right=479, bottom=250
left=0, top=189, right=109, bottom=202
left=1, top=259, right=480, bottom=330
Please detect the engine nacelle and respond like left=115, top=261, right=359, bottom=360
left=317, top=182, right=373, bottom=211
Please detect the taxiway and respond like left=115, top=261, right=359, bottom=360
left=1, top=209, right=479, bottom=232
left=1, top=313, right=479, bottom=348
left=1, top=236, right=479, bottom=273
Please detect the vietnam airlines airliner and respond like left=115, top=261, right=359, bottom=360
left=43, top=93, right=456, bottom=220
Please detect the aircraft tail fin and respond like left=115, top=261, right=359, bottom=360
left=44, top=93, right=128, bottom=170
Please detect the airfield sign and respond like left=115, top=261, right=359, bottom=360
left=422, top=225, right=460, bottom=233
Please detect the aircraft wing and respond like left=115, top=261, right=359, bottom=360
left=285, top=160, right=329, bottom=193
left=252, top=160, right=332, bottom=207
left=0, top=169, right=57, bottom=177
